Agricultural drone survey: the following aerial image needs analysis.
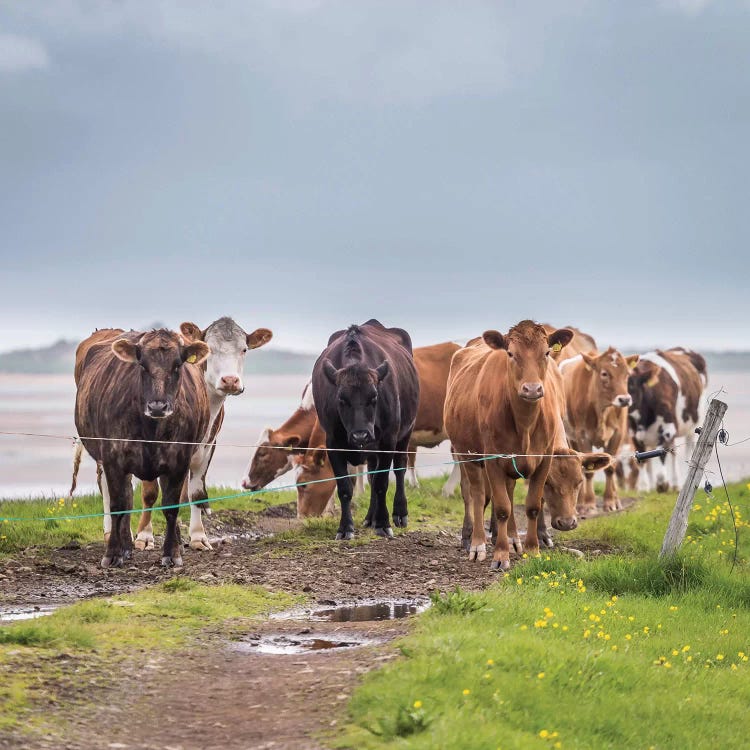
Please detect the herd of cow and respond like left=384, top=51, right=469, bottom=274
left=71, top=316, right=707, bottom=571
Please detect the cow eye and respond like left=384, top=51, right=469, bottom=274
left=545, top=350, right=551, bottom=357
left=242, top=347, right=248, bottom=354
left=507, top=351, right=514, bottom=359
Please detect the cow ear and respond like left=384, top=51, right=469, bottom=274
left=581, top=352, right=598, bottom=370
left=247, top=328, right=273, bottom=350
left=285, top=434, right=301, bottom=450
left=375, top=361, right=390, bottom=382
left=625, top=354, right=640, bottom=370
left=580, top=452, right=612, bottom=472
left=182, top=341, right=210, bottom=366
left=312, top=447, right=327, bottom=467
left=646, top=365, right=661, bottom=387
left=180, top=322, right=204, bottom=342
left=323, top=359, right=338, bottom=385
left=483, top=330, right=506, bottom=350
left=112, top=339, right=140, bottom=363
left=548, top=328, right=574, bottom=353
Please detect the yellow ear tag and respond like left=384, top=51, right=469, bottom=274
left=647, top=374, right=660, bottom=387
left=552, top=343, right=562, bottom=353
left=585, top=464, right=594, bottom=471
left=186, top=354, right=197, bottom=364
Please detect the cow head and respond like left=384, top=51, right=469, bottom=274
left=627, top=359, right=677, bottom=446
left=241, top=427, right=301, bottom=490
left=111, top=330, right=209, bottom=419
left=579, top=347, right=639, bottom=410
left=322, top=360, right=389, bottom=449
left=293, top=447, right=336, bottom=518
left=544, top=449, right=611, bottom=530
left=483, top=321, right=573, bottom=402
left=180, top=317, right=272, bottom=397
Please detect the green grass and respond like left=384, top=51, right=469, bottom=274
left=334, top=480, right=750, bottom=750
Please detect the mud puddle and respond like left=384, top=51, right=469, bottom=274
left=0, top=604, right=58, bottom=623
left=272, top=597, right=430, bottom=623
left=235, top=632, right=375, bottom=655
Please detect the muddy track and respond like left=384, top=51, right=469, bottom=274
left=0, top=500, right=630, bottom=749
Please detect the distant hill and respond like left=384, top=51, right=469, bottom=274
left=0, top=339, right=317, bottom=376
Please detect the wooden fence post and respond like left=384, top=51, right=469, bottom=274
left=660, top=398, right=728, bottom=558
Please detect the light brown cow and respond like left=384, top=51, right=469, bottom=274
left=558, top=347, right=639, bottom=515
left=292, top=418, right=338, bottom=518
left=444, top=320, right=574, bottom=570
left=406, top=341, right=462, bottom=495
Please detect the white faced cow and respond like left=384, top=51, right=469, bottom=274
left=133, top=316, right=272, bottom=551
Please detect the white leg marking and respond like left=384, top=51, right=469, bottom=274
left=441, top=462, right=461, bottom=497
left=101, top=471, right=112, bottom=539
left=406, top=465, right=419, bottom=487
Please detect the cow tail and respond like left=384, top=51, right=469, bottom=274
left=688, top=351, right=708, bottom=387
left=69, top=438, right=84, bottom=499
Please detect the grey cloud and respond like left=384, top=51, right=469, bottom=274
left=0, top=32, right=48, bottom=72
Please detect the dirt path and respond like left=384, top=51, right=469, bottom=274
left=0, top=501, right=630, bottom=749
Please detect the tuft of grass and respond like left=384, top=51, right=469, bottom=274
left=429, top=587, right=488, bottom=616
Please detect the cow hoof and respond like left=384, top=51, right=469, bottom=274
left=123, top=549, right=132, bottom=561
left=335, top=531, right=355, bottom=541
left=490, top=560, right=510, bottom=573
left=539, top=533, right=555, bottom=549
left=134, top=538, right=155, bottom=551
left=469, top=544, right=487, bottom=562
left=161, top=555, right=183, bottom=568
left=656, top=481, right=669, bottom=494
left=362, top=517, right=372, bottom=528
left=509, top=537, right=524, bottom=554
left=189, top=538, right=213, bottom=551
left=393, top=514, right=408, bottom=528
left=375, top=526, right=394, bottom=539
left=101, top=554, right=123, bottom=569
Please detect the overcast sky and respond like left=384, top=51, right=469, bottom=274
left=1, top=0, right=748, bottom=354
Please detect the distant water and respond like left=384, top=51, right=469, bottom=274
left=0, top=370, right=749, bottom=500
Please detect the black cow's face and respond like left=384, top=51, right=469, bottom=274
left=112, top=331, right=210, bottom=419
left=322, top=360, right=389, bottom=449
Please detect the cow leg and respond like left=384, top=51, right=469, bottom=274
left=101, top=466, right=133, bottom=569
left=537, top=497, right=554, bottom=549
left=371, top=452, right=394, bottom=538
left=463, top=460, right=487, bottom=561
left=602, top=465, right=621, bottom=512
left=522, top=458, right=550, bottom=558
left=362, top=455, right=378, bottom=527
left=352, top=464, right=367, bottom=496
left=655, top=455, right=669, bottom=493
left=638, top=458, right=654, bottom=492
left=405, top=445, right=419, bottom=488
left=392, top=437, right=410, bottom=527
left=135, top=480, right=158, bottom=551
left=577, top=470, right=597, bottom=517
left=159, top=473, right=184, bottom=567
left=459, top=464, right=473, bottom=552
left=483, top=461, right=512, bottom=570
left=329, top=449, right=355, bottom=540
left=505, top=478, right=523, bottom=553
left=101, top=467, right=112, bottom=543
left=441, top=455, right=461, bottom=497
left=188, top=471, right=213, bottom=551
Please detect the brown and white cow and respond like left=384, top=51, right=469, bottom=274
left=405, top=341, right=462, bottom=496
left=74, top=328, right=210, bottom=568
left=292, top=418, right=338, bottom=518
left=444, top=320, right=574, bottom=570
left=132, top=317, right=272, bottom=552
left=627, top=347, right=707, bottom=492
left=558, top=347, right=639, bottom=515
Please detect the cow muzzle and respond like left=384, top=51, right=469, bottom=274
left=552, top=516, right=578, bottom=531
left=241, top=476, right=259, bottom=491
left=350, top=430, right=373, bottom=448
left=520, top=382, right=544, bottom=401
left=614, top=394, right=632, bottom=408
left=218, top=375, right=244, bottom=395
left=145, top=401, right=173, bottom=419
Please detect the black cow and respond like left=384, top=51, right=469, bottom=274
left=311, top=319, right=419, bottom=540
left=74, top=328, right=211, bottom=568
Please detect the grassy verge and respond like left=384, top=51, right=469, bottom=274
left=334, top=481, right=750, bottom=749
left=0, top=580, right=300, bottom=732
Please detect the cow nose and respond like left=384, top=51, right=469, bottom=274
left=521, top=382, right=544, bottom=400
left=552, top=516, right=578, bottom=531
left=616, top=395, right=632, bottom=408
left=146, top=401, right=170, bottom=418
left=242, top=477, right=257, bottom=491
left=351, top=430, right=370, bottom=445
left=220, top=375, right=241, bottom=392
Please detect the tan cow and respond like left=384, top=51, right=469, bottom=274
left=292, top=418, right=338, bottom=518
left=444, top=321, right=574, bottom=570
left=405, top=341, right=462, bottom=495
left=558, top=347, right=639, bottom=515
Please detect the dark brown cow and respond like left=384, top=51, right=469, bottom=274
left=74, top=328, right=210, bottom=568
left=406, top=341, right=462, bottom=495
left=444, top=320, right=573, bottom=570
left=558, top=347, right=639, bottom=515
left=627, top=347, right=707, bottom=492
